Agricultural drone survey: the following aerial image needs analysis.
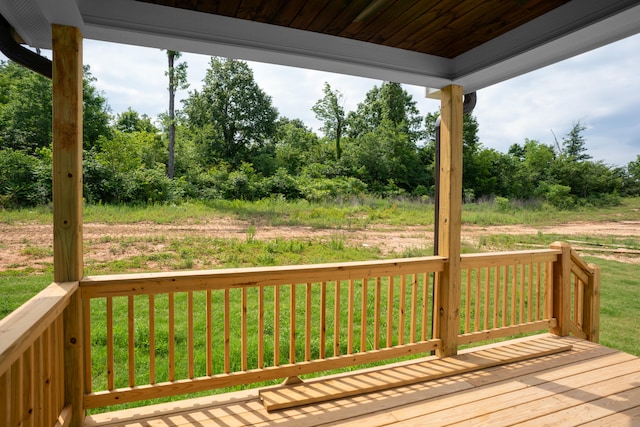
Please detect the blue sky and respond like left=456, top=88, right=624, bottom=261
left=13, top=32, right=640, bottom=166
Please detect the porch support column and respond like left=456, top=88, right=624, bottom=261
left=52, top=24, right=85, bottom=426
left=435, top=84, right=463, bottom=358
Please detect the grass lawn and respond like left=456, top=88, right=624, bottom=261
left=1, top=197, right=639, bottom=413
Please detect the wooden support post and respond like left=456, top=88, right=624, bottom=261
left=550, top=241, right=570, bottom=336
left=584, top=263, right=601, bottom=343
left=435, top=85, right=463, bottom=357
left=52, top=24, right=85, bottom=426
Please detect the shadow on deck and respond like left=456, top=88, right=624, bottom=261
left=85, top=334, right=640, bottom=427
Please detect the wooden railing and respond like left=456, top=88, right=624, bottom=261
left=0, top=281, right=77, bottom=427
left=457, top=249, right=559, bottom=345
left=568, top=246, right=601, bottom=342
left=79, top=257, right=446, bottom=408
left=0, top=243, right=601, bottom=423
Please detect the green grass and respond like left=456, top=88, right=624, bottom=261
left=583, top=256, right=640, bottom=356
left=2, top=197, right=640, bottom=413
left=3, top=196, right=640, bottom=227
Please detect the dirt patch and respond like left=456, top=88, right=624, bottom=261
left=2, top=220, right=640, bottom=271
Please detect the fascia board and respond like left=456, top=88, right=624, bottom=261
left=78, top=0, right=452, bottom=88
left=452, top=0, right=640, bottom=92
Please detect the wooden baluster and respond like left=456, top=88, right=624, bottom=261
left=320, top=282, right=327, bottom=358
left=206, top=290, right=212, bottom=375
left=83, top=299, right=92, bottom=394
left=258, top=286, right=264, bottom=369
left=347, top=279, right=354, bottom=354
left=241, top=288, right=248, bottom=371
left=386, top=276, right=393, bottom=347
left=511, top=265, right=517, bottom=326
left=375, top=277, right=382, bottom=348
left=410, top=274, right=417, bottom=343
left=0, top=371, right=8, bottom=426
left=361, top=278, right=368, bottom=351
left=421, top=273, right=429, bottom=342
left=128, top=296, right=135, bottom=387
left=43, top=326, right=51, bottom=424
left=274, top=285, right=281, bottom=365
left=474, top=268, right=481, bottom=332
left=149, top=294, right=155, bottom=384
left=305, top=283, right=312, bottom=361
left=398, top=275, right=406, bottom=345
left=106, top=297, right=114, bottom=390
left=290, top=284, right=296, bottom=364
left=188, top=292, right=195, bottom=377
left=502, top=266, right=509, bottom=327
left=223, top=289, right=230, bottom=373
left=464, top=269, right=471, bottom=334
left=493, top=267, right=500, bottom=329
left=168, top=293, right=175, bottom=380
left=536, top=262, right=542, bottom=320
left=520, top=263, right=525, bottom=324
left=528, top=263, right=534, bottom=322
left=10, top=358, right=21, bottom=427
left=334, top=281, right=340, bottom=357
left=484, top=267, right=490, bottom=330
left=24, top=347, right=33, bottom=427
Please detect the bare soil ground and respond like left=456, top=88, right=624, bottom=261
left=2, top=219, right=640, bottom=272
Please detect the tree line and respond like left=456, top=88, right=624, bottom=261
left=1, top=57, right=638, bottom=209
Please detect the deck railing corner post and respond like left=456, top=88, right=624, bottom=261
left=550, top=241, right=571, bottom=337
left=586, top=263, right=601, bottom=343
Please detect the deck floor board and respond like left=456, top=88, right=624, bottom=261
left=85, top=335, right=640, bottom=427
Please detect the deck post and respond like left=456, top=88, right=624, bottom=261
left=584, top=263, right=601, bottom=343
left=550, top=242, right=571, bottom=336
left=52, top=24, right=85, bottom=426
left=435, top=85, right=463, bottom=357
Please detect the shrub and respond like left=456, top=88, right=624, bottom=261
left=494, top=196, right=510, bottom=212
left=0, top=148, right=50, bottom=208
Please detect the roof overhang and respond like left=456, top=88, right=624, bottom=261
left=1, top=0, right=639, bottom=92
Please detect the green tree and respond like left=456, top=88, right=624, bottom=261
left=166, top=50, right=189, bottom=178
left=348, top=82, right=423, bottom=143
left=625, top=155, right=640, bottom=196
left=82, top=65, right=113, bottom=148
left=343, top=120, right=424, bottom=194
left=115, top=107, right=156, bottom=133
left=0, top=61, right=52, bottom=152
left=0, top=61, right=111, bottom=152
left=183, top=58, right=278, bottom=167
left=560, top=121, right=591, bottom=161
left=274, top=118, right=323, bottom=174
left=312, top=82, right=346, bottom=160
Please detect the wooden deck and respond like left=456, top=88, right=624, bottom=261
left=85, top=334, right=640, bottom=426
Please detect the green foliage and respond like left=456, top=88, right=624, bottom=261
left=347, top=82, right=423, bottom=143
left=0, top=148, right=51, bottom=208
left=0, top=58, right=629, bottom=209
left=115, top=108, right=157, bottom=133
left=183, top=58, right=278, bottom=167
left=0, top=61, right=52, bottom=152
left=312, top=82, right=346, bottom=159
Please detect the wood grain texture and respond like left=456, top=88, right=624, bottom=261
left=136, top=0, right=569, bottom=58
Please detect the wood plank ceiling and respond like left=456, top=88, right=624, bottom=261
left=135, top=0, right=570, bottom=58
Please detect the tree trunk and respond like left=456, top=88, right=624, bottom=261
left=167, top=51, right=176, bottom=178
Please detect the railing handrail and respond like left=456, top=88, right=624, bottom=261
left=80, top=255, right=447, bottom=296
left=460, top=249, right=560, bottom=268
left=0, top=281, right=78, bottom=376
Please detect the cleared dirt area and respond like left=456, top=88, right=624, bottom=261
left=2, top=219, right=640, bottom=272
